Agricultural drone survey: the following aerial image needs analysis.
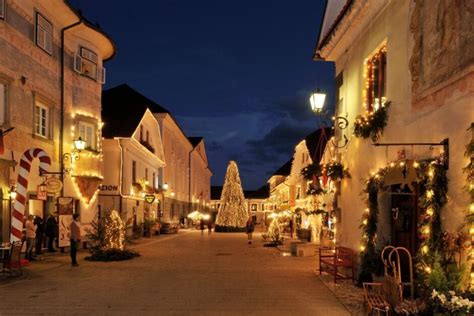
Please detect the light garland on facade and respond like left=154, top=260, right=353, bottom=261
left=68, top=110, right=103, bottom=206
left=358, top=158, right=448, bottom=284
left=464, top=124, right=474, bottom=286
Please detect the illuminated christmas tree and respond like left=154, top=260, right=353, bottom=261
left=104, top=210, right=125, bottom=250
left=215, top=161, right=249, bottom=228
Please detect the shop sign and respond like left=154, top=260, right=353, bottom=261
left=144, top=194, right=155, bottom=204
left=37, top=184, right=47, bottom=201
left=45, top=177, right=63, bottom=193
left=99, top=184, right=119, bottom=191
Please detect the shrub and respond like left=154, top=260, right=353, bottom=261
left=85, top=249, right=140, bottom=262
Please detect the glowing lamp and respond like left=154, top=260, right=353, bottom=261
left=309, top=89, right=326, bottom=113
left=9, top=186, right=17, bottom=200
left=162, top=183, right=169, bottom=191
left=74, top=137, right=86, bottom=151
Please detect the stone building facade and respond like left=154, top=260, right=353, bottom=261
left=0, top=0, right=114, bottom=242
left=188, top=137, right=212, bottom=214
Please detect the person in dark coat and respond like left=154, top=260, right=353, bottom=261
left=45, top=213, right=58, bottom=252
left=200, top=219, right=205, bottom=235
left=246, top=217, right=255, bottom=244
left=34, top=215, right=44, bottom=255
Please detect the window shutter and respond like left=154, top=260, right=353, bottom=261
left=74, top=54, right=83, bottom=73
left=99, top=67, right=106, bottom=84
left=0, top=0, right=5, bottom=19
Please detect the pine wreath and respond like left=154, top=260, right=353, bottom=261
left=354, top=101, right=391, bottom=142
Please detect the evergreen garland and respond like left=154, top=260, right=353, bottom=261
left=464, top=123, right=474, bottom=282
left=358, top=158, right=449, bottom=289
left=354, top=101, right=391, bottom=142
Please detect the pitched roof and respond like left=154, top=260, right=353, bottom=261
left=102, top=84, right=169, bottom=138
left=304, top=127, right=333, bottom=163
left=188, top=137, right=203, bottom=147
left=313, top=0, right=354, bottom=58
left=272, top=159, right=293, bottom=177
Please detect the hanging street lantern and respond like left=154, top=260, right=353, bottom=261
left=309, top=89, right=326, bottom=113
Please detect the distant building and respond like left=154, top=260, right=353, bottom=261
left=101, top=84, right=211, bottom=225
left=0, top=0, right=115, bottom=242
left=188, top=137, right=212, bottom=214
left=100, top=98, right=165, bottom=232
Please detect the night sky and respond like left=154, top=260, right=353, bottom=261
left=70, top=0, right=335, bottom=190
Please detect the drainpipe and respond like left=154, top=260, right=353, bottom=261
left=60, top=19, right=82, bottom=196
left=188, top=147, right=196, bottom=214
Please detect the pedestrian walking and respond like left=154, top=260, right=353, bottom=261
left=200, top=219, right=205, bottom=235
left=25, top=215, right=36, bottom=260
left=70, top=214, right=81, bottom=267
left=45, top=213, right=58, bottom=252
left=34, top=215, right=44, bottom=255
left=207, top=220, right=212, bottom=235
left=246, top=217, right=255, bottom=244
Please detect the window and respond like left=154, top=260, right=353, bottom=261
left=152, top=172, right=156, bottom=189
left=0, top=0, right=6, bottom=20
left=0, top=82, right=6, bottom=126
left=35, top=12, right=53, bottom=54
left=132, top=161, right=137, bottom=183
left=34, top=101, right=49, bottom=138
left=78, top=121, right=96, bottom=150
left=139, top=125, right=143, bottom=142
left=145, top=168, right=148, bottom=182
left=296, top=186, right=301, bottom=199
left=251, top=204, right=257, bottom=211
left=146, top=130, right=149, bottom=143
left=365, top=46, right=387, bottom=112
left=80, top=48, right=97, bottom=80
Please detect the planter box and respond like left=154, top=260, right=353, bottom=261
left=297, top=228, right=311, bottom=242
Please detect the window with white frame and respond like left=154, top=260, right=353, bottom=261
left=80, top=47, right=98, bottom=80
left=35, top=12, right=53, bottom=54
left=78, top=121, right=96, bottom=150
left=0, top=0, right=6, bottom=20
left=0, top=82, right=6, bottom=126
left=34, top=101, right=49, bottom=138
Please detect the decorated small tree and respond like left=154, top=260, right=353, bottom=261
left=86, top=209, right=139, bottom=261
left=104, top=210, right=125, bottom=250
left=215, top=161, right=249, bottom=231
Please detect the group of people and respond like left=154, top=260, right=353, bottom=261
left=24, top=213, right=81, bottom=266
left=24, top=213, right=59, bottom=260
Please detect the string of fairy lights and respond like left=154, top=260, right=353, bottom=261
left=359, top=158, right=448, bottom=280
left=69, top=110, right=103, bottom=206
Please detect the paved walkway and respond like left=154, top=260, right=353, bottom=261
left=0, top=231, right=350, bottom=315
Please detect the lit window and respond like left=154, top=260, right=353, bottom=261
left=78, top=121, right=96, bottom=150
left=34, top=101, right=49, bottom=138
left=365, top=46, right=386, bottom=112
left=80, top=47, right=98, bottom=80
left=35, top=12, right=53, bottom=55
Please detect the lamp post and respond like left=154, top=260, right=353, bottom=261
left=309, top=89, right=349, bottom=148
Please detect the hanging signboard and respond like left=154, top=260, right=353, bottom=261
left=144, top=194, right=156, bottom=204
left=58, top=197, right=74, bottom=248
left=37, top=184, right=47, bottom=201
left=45, top=177, right=63, bottom=194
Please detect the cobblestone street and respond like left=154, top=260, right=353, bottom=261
left=0, top=231, right=350, bottom=315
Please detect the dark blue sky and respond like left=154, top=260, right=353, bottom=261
left=70, top=0, right=335, bottom=190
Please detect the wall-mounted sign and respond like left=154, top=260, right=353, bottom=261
left=37, top=184, right=47, bottom=201
left=45, top=177, right=63, bottom=193
left=144, top=194, right=156, bottom=204
left=99, top=184, right=119, bottom=191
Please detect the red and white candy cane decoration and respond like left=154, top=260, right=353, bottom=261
left=11, top=148, right=51, bottom=242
